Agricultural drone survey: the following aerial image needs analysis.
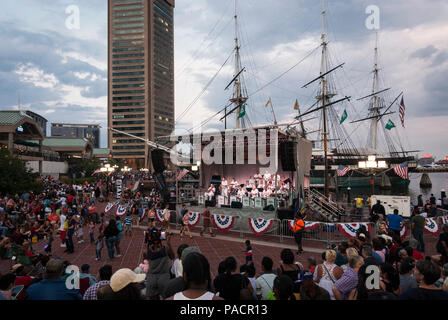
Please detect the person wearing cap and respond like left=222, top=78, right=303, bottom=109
left=25, top=259, right=82, bottom=300
left=101, top=268, right=146, bottom=300
left=79, top=264, right=97, bottom=287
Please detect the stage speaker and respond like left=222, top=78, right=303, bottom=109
left=263, top=205, right=275, bottom=211
left=205, top=199, right=216, bottom=207
left=231, top=201, right=242, bottom=209
left=168, top=202, right=176, bottom=210
left=221, top=205, right=231, bottom=208
left=190, top=200, right=198, bottom=206
left=151, top=149, right=166, bottom=173
left=277, top=208, right=294, bottom=220
left=280, top=141, right=296, bottom=172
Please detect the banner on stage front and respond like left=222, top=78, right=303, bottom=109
left=242, top=197, right=250, bottom=207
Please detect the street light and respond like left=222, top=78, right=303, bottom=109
left=121, top=166, right=131, bottom=172
left=358, top=155, right=388, bottom=195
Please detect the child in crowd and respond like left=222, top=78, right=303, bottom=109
left=124, top=213, right=133, bottom=236
left=76, top=216, right=84, bottom=244
left=88, top=220, right=95, bottom=244
left=245, top=240, right=253, bottom=265
left=95, top=223, right=105, bottom=261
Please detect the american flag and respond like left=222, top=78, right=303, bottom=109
left=394, top=162, right=409, bottom=179
left=399, top=96, right=406, bottom=127
left=337, top=165, right=350, bottom=177
left=176, top=168, right=189, bottom=181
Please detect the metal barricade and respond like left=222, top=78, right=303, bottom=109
left=237, top=218, right=282, bottom=242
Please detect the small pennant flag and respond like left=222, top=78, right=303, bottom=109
left=238, top=104, right=246, bottom=119
left=340, top=109, right=348, bottom=124
left=399, top=96, right=406, bottom=128
left=294, top=99, right=300, bottom=110
left=265, top=98, right=271, bottom=108
left=385, top=119, right=396, bottom=130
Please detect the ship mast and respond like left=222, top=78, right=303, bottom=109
left=230, top=0, right=247, bottom=129
left=370, top=32, right=380, bottom=150
left=320, top=0, right=330, bottom=197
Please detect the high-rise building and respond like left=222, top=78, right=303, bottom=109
left=25, top=110, right=48, bottom=136
left=51, top=123, right=100, bottom=148
left=108, top=0, right=175, bottom=169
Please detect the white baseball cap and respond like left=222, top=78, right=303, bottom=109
left=110, top=268, right=146, bottom=292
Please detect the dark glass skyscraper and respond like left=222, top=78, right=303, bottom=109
left=108, top=0, right=175, bottom=169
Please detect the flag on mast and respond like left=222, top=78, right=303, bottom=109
left=238, top=104, right=246, bottom=119
left=294, top=99, right=299, bottom=110
left=385, top=119, right=396, bottom=130
left=265, top=98, right=271, bottom=108
left=340, top=109, right=348, bottom=124
left=399, top=96, right=406, bottom=128
left=337, top=165, right=350, bottom=177
left=394, top=162, right=409, bottom=179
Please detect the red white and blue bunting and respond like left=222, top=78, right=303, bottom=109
left=248, top=218, right=273, bottom=235
left=338, top=223, right=371, bottom=238
left=187, top=212, right=201, bottom=227
left=212, top=215, right=235, bottom=231
left=155, top=210, right=173, bottom=223
left=287, top=220, right=320, bottom=232
left=116, top=204, right=127, bottom=216
left=424, top=218, right=440, bottom=235
left=440, top=216, right=448, bottom=226
left=104, top=202, right=115, bottom=214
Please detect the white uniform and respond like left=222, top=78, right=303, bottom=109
left=250, top=188, right=259, bottom=198
left=221, top=180, right=229, bottom=197
left=204, top=186, right=216, bottom=200
left=237, top=188, right=246, bottom=199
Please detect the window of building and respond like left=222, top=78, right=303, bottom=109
left=113, top=16, right=144, bottom=23
left=112, top=89, right=145, bottom=95
left=112, top=71, right=145, bottom=77
left=113, top=34, right=144, bottom=41
left=112, top=77, right=145, bottom=82
left=112, top=28, right=144, bottom=35
left=112, top=47, right=144, bottom=53
left=112, top=22, right=144, bottom=29
left=112, top=64, right=144, bottom=70
left=112, top=41, right=144, bottom=47
left=112, top=108, right=145, bottom=113
left=112, top=10, right=144, bottom=17
left=113, top=4, right=144, bottom=11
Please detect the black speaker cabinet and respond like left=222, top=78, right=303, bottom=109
left=151, top=149, right=166, bottom=173
left=205, top=199, right=216, bottom=207
left=277, top=208, right=294, bottom=220
left=231, top=201, right=243, bottom=209
left=280, top=141, right=296, bottom=172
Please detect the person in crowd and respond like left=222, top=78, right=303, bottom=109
left=255, top=256, right=276, bottom=300
left=204, top=184, right=216, bottom=201
left=315, top=250, right=343, bottom=300
left=79, top=264, right=97, bottom=287
left=148, top=206, right=156, bottom=228
left=277, top=248, right=301, bottom=287
left=171, top=244, right=189, bottom=279
left=214, top=256, right=253, bottom=300
left=372, top=238, right=386, bottom=263
left=166, top=252, right=222, bottom=300
left=244, top=240, right=253, bottom=265
left=333, top=255, right=364, bottom=300
left=115, top=216, right=123, bottom=258
left=200, top=206, right=215, bottom=237
left=124, top=213, right=133, bottom=236
left=379, top=263, right=401, bottom=296
left=83, top=265, right=112, bottom=300
left=335, top=242, right=348, bottom=267
left=0, top=273, right=16, bottom=300
left=299, top=270, right=330, bottom=300
left=65, top=214, right=76, bottom=254
left=25, top=259, right=82, bottom=300
left=386, top=209, right=404, bottom=238
left=411, top=208, right=426, bottom=253
left=400, top=257, right=448, bottom=300
left=180, top=209, right=193, bottom=239
left=101, top=268, right=146, bottom=300
left=104, top=219, right=119, bottom=260
left=162, top=203, right=171, bottom=234
left=361, top=244, right=381, bottom=266
left=437, top=224, right=448, bottom=265
left=272, top=275, right=296, bottom=300
left=398, top=257, right=417, bottom=293
left=306, top=257, right=317, bottom=274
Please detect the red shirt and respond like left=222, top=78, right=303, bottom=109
left=67, top=195, right=74, bottom=204
left=14, top=276, right=33, bottom=300
left=412, top=250, right=424, bottom=261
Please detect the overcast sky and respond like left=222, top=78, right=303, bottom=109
left=0, top=0, right=447, bottom=159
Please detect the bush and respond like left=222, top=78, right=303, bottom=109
left=0, top=149, right=40, bottom=194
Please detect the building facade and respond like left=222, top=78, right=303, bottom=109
left=25, top=110, right=48, bottom=136
left=51, top=123, right=100, bottom=148
left=108, top=0, right=175, bottom=169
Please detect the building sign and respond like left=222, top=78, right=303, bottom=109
left=116, top=179, right=122, bottom=200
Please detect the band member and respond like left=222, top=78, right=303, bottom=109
left=230, top=178, right=239, bottom=191
left=250, top=187, right=259, bottom=198
left=204, top=184, right=216, bottom=201
left=237, top=186, right=246, bottom=199
left=263, top=170, right=271, bottom=181
left=220, top=177, right=229, bottom=198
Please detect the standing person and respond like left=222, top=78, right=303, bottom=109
left=162, top=203, right=171, bottom=235
left=437, top=224, right=448, bottom=265
left=214, top=256, right=252, bottom=300
left=417, top=195, right=423, bottom=208
left=398, top=257, right=417, bottom=293
left=200, top=206, right=215, bottom=237
left=370, top=200, right=385, bottom=222
left=115, top=216, right=123, bottom=258
left=379, top=263, right=402, bottom=296
left=411, top=208, right=425, bottom=253
left=75, top=216, right=84, bottom=244
left=83, top=265, right=113, bottom=300
left=124, top=213, right=133, bottom=236
left=104, top=219, right=119, bottom=260
left=255, top=257, right=276, bottom=300
left=95, top=222, right=105, bottom=261
left=244, top=240, right=253, bottom=265
left=292, top=214, right=305, bottom=255
left=180, top=209, right=192, bottom=239
left=88, top=220, right=95, bottom=244
left=332, top=255, right=364, bottom=300
left=65, top=214, right=76, bottom=254
left=58, top=210, right=67, bottom=248
left=430, top=194, right=436, bottom=205
left=315, top=250, right=343, bottom=300
left=386, top=209, right=404, bottom=238
left=148, top=206, right=156, bottom=228
left=166, top=252, right=223, bottom=301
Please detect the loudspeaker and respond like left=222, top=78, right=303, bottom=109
left=151, top=150, right=166, bottom=173
left=221, top=205, right=231, bottom=208
left=280, top=141, right=296, bottom=172
left=277, top=208, right=294, bottom=220
left=190, top=200, right=198, bottom=206
left=231, top=201, right=242, bottom=209
left=205, top=199, right=216, bottom=207
left=263, top=205, right=275, bottom=211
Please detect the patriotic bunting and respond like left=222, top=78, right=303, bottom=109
left=155, top=210, right=172, bottom=223
left=338, top=223, right=370, bottom=238
left=104, top=202, right=115, bottom=214
left=440, top=216, right=448, bottom=226
left=248, top=218, right=274, bottom=235
left=187, top=212, right=201, bottom=227
left=287, top=220, right=320, bottom=232
left=424, top=218, right=440, bottom=235
left=116, top=204, right=127, bottom=216
left=385, top=223, right=408, bottom=240
left=212, top=215, right=236, bottom=231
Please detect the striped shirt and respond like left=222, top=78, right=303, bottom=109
left=124, top=216, right=133, bottom=226
left=83, top=280, right=110, bottom=300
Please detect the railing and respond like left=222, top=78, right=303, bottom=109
left=308, top=189, right=344, bottom=221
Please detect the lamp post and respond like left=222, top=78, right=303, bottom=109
left=358, top=155, right=387, bottom=196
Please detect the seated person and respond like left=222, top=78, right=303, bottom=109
left=250, top=188, right=259, bottom=198
left=237, top=186, right=246, bottom=199
left=204, top=184, right=216, bottom=201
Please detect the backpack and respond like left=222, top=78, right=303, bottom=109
left=293, top=218, right=305, bottom=233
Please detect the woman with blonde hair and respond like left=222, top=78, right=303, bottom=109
left=314, top=249, right=343, bottom=300
left=341, top=247, right=359, bottom=272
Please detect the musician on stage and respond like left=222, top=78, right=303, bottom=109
left=204, top=184, right=216, bottom=201
left=220, top=177, right=229, bottom=198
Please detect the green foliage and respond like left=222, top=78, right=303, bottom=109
left=0, top=149, right=40, bottom=194
left=71, top=158, right=102, bottom=177
left=109, top=158, right=125, bottom=171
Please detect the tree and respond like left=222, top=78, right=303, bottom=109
left=0, top=149, right=41, bottom=194
left=71, top=158, right=102, bottom=177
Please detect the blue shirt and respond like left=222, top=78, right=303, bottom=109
left=372, top=251, right=383, bottom=264
left=387, top=214, right=403, bottom=231
left=25, top=278, right=82, bottom=300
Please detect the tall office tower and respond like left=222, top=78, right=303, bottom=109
left=108, top=0, right=175, bottom=169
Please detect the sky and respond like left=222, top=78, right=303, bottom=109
left=0, top=0, right=447, bottom=160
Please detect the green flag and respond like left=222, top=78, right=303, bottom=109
left=340, top=109, right=348, bottom=124
left=385, top=119, right=396, bottom=130
left=238, top=104, right=246, bottom=119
